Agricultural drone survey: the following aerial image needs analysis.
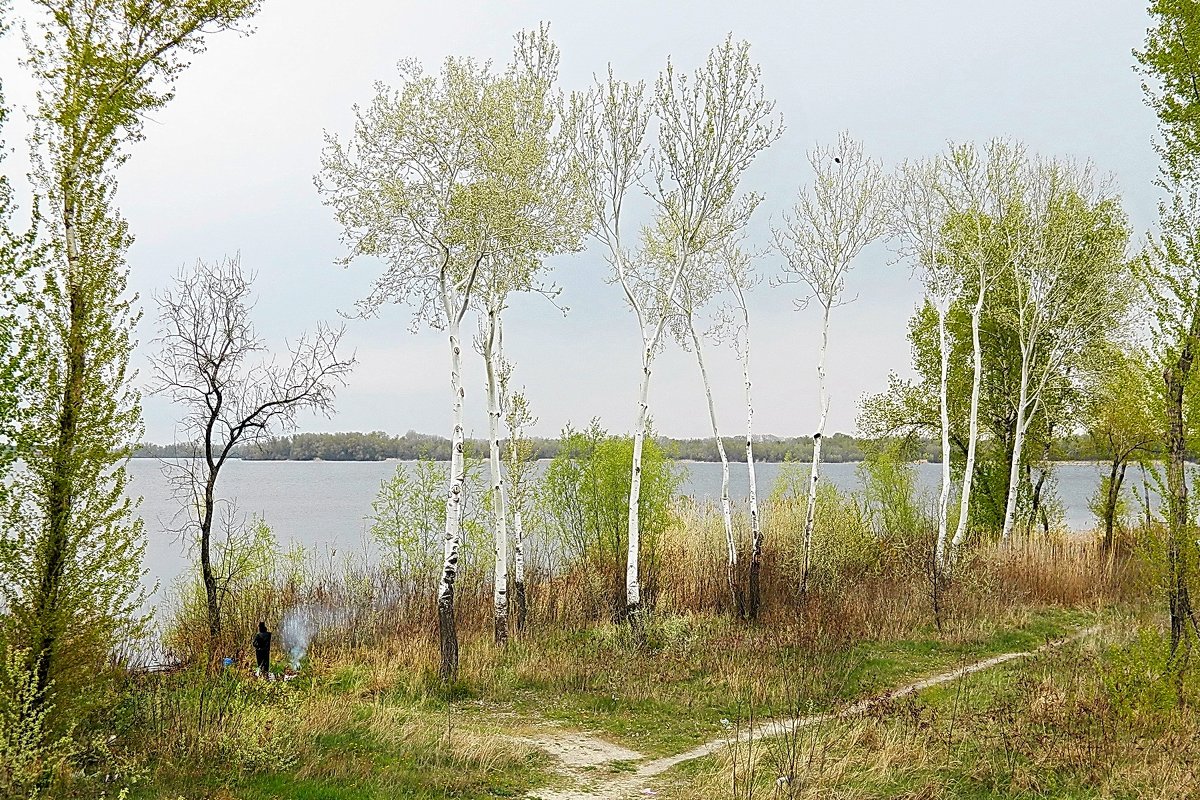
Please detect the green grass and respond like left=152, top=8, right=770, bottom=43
left=126, top=605, right=1118, bottom=798
left=648, top=614, right=1194, bottom=800
left=482, top=606, right=1104, bottom=757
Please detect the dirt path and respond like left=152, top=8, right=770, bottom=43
left=526, top=625, right=1104, bottom=800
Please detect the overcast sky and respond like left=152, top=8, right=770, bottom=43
left=0, top=1, right=1160, bottom=443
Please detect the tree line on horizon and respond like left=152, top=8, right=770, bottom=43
left=132, top=429, right=1159, bottom=464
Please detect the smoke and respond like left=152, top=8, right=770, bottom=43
left=278, top=604, right=358, bottom=670
left=280, top=606, right=316, bottom=670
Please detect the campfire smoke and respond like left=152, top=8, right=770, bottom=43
left=280, top=606, right=315, bottom=670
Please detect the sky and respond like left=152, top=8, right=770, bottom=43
left=0, top=0, right=1161, bottom=443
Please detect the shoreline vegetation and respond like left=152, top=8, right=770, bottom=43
left=132, top=429, right=1149, bottom=464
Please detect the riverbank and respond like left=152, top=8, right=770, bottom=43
left=122, top=537, right=1152, bottom=799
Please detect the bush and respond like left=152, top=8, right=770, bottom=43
left=540, top=420, right=683, bottom=621
left=367, top=453, right=488, bottom=601
left=0, top=646, right=73, bottom=798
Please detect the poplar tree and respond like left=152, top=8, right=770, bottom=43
left=0, top=0, right=27, bottom=521
left=473, top=26, right=586, bottom=646
left=718, top=240, right=766, bottom=618
left=1136, top=0, right=1200, bottom=667
left=573, top=37, right=779, bottom=628
left=2, top=0, right=263, bottom=723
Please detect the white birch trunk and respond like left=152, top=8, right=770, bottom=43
left=690, top=324, right=740, bottom=616
left=627, top=344, right=651, bottom=617
left=935, top=301, right=951, bottom=564
left=620, top=245, right=689, bottom=625
left=801, top=303, right=832, bottom=595
left=512, top=507, right=527, bottom=631
left=951, top=287, right=986, bottom=556
left=437, top=313, right=467, bottom=679
left=743, top=338, right=763, bottom=618
left=1001, top=351, right=1032, bottom=539
left=484, top=308, right=509, bottom=644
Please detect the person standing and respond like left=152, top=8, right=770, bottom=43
left=253, top=621, right=272, bottom=677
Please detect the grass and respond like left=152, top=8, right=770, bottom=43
left=110, top=503, right=1149, bottom=799
left=122, top=602, right=1119, bottom=799
left=648, top=611, right=1199, bottom=800
left=464, top=606, right=1104, bottom=758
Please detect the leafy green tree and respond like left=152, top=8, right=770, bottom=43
left=1080, top=345, right=1159, bottom=553
left=993, top=164, right=1132, bottom=538
left=886, top=141, right=1026, bottom=562
left=541, top=422, right=682, bottom=622
left=502, top=384, right=538, bottom=632
left=1135, top=0, right=1200, bottom=665
left=2, top=0, right=263, bottom=730
left=368, top=453, right=488, bottom=596
left=862, top=161, right=1132, bottom=539
left=0, top=0, right=32, bottom=551
left=369, top=457, right=452, bottom=598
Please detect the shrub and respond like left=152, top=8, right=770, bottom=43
left=540, top=420, right=683, bottom=621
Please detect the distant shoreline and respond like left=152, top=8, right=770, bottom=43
left=132, top=429, right=1155, bottom=464
left=129, top=454, right=1121, bottom=466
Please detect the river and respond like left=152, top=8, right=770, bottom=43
left=131, top=458, right=1134, bottom=609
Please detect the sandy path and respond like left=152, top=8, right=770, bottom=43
left=527, top=625, right=1104, bottom=800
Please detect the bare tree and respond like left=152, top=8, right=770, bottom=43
left=774, top=132, right=886, bottom=595
left=150, top=256, right=354, bottom=642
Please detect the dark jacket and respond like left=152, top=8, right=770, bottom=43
left=253, top=629, right=271, bottom=659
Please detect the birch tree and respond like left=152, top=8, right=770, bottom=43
left=888, top=155, right=957, bottom=563
left=150, top=257, right=354, bottom=642
left=319, top=36, right=571, bottom=678
left=888, top=142, right=1032, bottom=560
left=502, top=377, right=537, bottom=633
left=774, top=132, right=886, bottom=595
left=708, top=238, right=766, bottom=617
left=660, top=238, right=741, bottom=616
left=569, top=75, right=652, bottom=627
left=319, top=58, right=493, bottom=681
left=995, top=160, right=1130, bottom=539
left=940, top=142, right=1023, bottom=553
left=4, top=0, right=262, bottom=720
left=572, top=36, right=780, bottom=627
left=473, top=26, right=586, bottom=645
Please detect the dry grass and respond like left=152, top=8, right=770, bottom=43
left=160, top=492, right=1143, bottom=672
left=134, top=492, right=1152, bottom=797
left=660, top=619, right=1200, bottom=800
